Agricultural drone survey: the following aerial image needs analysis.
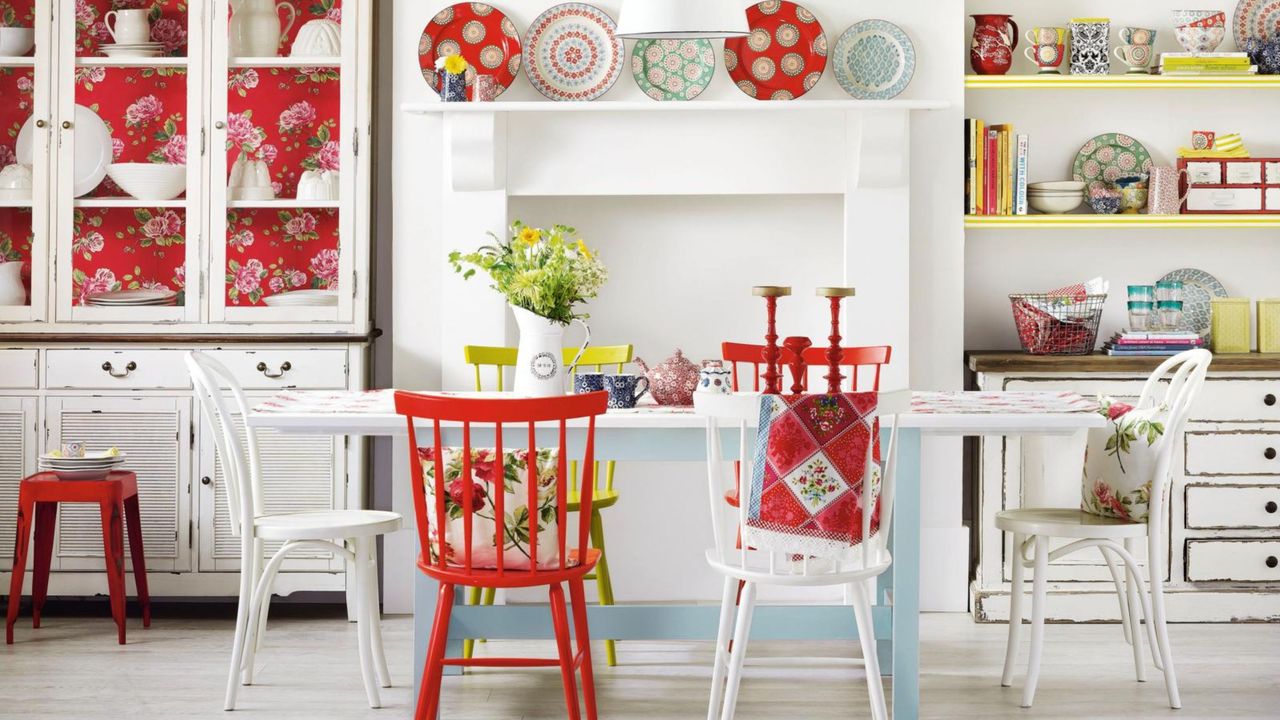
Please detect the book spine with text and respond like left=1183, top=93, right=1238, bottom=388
left=1015, top=134, right=1029, bottom=215
left=986, top=130, right=998, bottom=215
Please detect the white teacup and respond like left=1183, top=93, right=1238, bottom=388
left=104, top=9, right=151, bottom=45
left=0, top=163, right=33, bottom=201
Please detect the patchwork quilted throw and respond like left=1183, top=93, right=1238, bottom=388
left=745, top=393, right=883, bottom=558
left=417, top=446, right=567, bottom=570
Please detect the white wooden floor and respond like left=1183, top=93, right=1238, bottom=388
left=2, top=608, right=1278, bottom=719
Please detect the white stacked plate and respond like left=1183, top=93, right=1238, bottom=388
left=100, top=43, right=164, bottom=58
left=86, top=289, right=178, bottom=306
left=39, top=451, right=127, bottom=481
left=263, top=289, right=339, bottom=308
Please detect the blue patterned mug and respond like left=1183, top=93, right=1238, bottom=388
left=574, top=372, right=606, bottom=395
left=604, top=374, right=649, bottom=409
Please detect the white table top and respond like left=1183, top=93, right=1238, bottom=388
left=248, top=390, right=1105, bottom=436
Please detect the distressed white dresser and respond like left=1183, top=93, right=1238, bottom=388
left=968, top=352, right=1280, bottom=623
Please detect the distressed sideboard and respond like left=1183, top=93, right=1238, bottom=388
left=967, top=352, right=1280, bottom=623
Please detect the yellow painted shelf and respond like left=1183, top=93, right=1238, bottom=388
left=965, top=74, right=1280, bottom=89
left=965, top=214, right=1280, bottom=229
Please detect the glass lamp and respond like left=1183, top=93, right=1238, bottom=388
left=615, top=0, right=749, bottom=39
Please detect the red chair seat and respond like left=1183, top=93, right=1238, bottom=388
left=417, top=548, right=601, bottom=588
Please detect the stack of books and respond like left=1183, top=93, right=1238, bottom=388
left=1104, top=331, right=1205, bottom=356
left=964, top=119, right=1029, bottom=216
left=1159, top=52, right=1257, bottom=76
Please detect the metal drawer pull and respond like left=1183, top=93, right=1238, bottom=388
left=1268, top=556, right=1278, bottom=569
left=1266, top=393, right=1277, bottom=407
left=1266, top=501, right=1278, bottom=514
left=1266, top=448, right=1278, bottom=461
left=257, top=361, right=292, bottom=378
left=102, top=361, right=137, bottom=378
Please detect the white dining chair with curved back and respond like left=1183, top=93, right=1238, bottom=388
left=185, top=351, right=402, bottom=711
left=996, top=349, right=1212, bottom=709
left=695, top=389, right=909, bottom=720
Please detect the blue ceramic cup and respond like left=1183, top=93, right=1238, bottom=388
left=604, top=374, right=649, bottom=409
left=574, top=372, right=606, bottom=394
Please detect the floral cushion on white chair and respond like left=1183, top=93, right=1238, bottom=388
left=1080, top=396, right=1168, bottom=523
left=418, top=446, right=567, bottom=570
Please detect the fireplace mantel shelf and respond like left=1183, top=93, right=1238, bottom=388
left=402, top=99, right=949, bottom=114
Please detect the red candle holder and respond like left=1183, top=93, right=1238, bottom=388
left=816, top=287, right=856, bottom=394
left=753, top=286, right=791, bottom=394
left=782, top=336, right=812, bottom=395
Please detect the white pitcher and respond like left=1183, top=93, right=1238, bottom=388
left=510, top=305, right=590, bottom=397
left=228, top=0, right=297, bottom=57
left=0, top=261, right=26, bottom=306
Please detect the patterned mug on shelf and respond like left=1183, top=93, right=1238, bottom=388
left=574, top=372, right=606, bottom=394
left=1069, top=18, right=1111, bottom=75
left=1148, top=166, right=1190, bottom=215
left=1113, top=44, right=1154, bottom=74
left=604, top=374, right=649, bottom=409
left=1024, top=27, right=1066, bottom=73
left=970, top=14, right=1020, bottom=75
left=1119, top=26, right=1156, bottom=46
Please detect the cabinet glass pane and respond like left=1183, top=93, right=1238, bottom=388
left=225, top=207, right=337, bottom=305
left=74, top=0, right=189, bottom=57
left=71, top=206, right=186, bottom=303
left=1, top=36, right=36, bottom=310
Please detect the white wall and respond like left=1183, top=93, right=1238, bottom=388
left=391, top=1, right=968, bottom=609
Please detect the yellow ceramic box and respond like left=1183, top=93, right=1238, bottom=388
left=1259, top=299, right=1280, bottom=353
left=1210, top=298, right=1251, bottom=353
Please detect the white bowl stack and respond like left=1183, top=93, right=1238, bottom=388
left=39, top=450, right=127, bottom=481
left=1028, top=181, right=1086, bottom=214
left=107, top=163, right=187, bottom=201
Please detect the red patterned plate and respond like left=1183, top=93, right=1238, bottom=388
left=724, top=0, right=827, bottom=101
left=418, top=3, right=522, bottom=100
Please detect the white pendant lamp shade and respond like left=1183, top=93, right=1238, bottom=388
left=615, top=0, right=750, bottom=39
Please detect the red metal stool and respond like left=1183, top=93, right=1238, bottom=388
left=6, top=470, right=151, bottom=645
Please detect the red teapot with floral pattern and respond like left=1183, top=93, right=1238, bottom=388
left=633, top=349, right=700, bottom=406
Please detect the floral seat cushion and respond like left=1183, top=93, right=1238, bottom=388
left=1080, top=396, right=1169, bottom=523
left=418, top=446, right=568, bottom=570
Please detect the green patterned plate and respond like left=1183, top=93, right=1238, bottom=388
left=1160, top=267, right=1228, bottom=337
left=1072, top=133, right=1155, bottom=192
left=631, top=39, right=716, bottom=101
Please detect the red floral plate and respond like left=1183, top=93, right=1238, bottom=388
left=418, top=2, right=522, bottom=100
left=724, top=0, right=827, bottom=101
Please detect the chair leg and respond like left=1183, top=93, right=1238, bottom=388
left=345, top=539, right=358, bottom=623
left=1099, top=546, right=1133, bottom=647
left=1117, top=542, right=1145, bottom=683
left=6, top=496, right=34, bottom=645
left=122, top=495, right=150, bottom=628
left=568, top=578, right=598, bottom=720
left=31, top=502, right=57, bottom=629
left=352, top=536, right=382, bottom=708
left=1021, top=535, right=1050, bottom=708
left=241, top=547, right=288, bottom=688
left=1001, top=532, right=1025, bottom=687
left=588, top=509, right=618, bottom=666
left=98, top=500, right=127, bottom=645
left=224, top=543, right=257, bottom=710
left=363, top=537, right=392, bottom=688
left=416, top=582, right=455, bottom=720
left=707, top=576, right=738, bottom=720
left=720, top=581, right=757, bottom=720
left=851, top=580, right=888, bottom=720
left=462, top=586, right=481, bottom=659
left=1147, top=537, right=1181, bottom=709
left=245, top=537, right=267, bottom=685
left=550, top=582, right=582, bottom=720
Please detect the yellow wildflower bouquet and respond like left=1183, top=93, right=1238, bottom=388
left=449, top=221, right=607, bottom=325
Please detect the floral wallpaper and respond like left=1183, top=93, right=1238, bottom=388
left=224, top=207, right=338, bottom=305
left=76, top=67, right=188, bottom=195
left=75, top=0, right=189, bottom=57
left=0, top=0, right=36, bottom=34
left=71, top=207, right=186, bottom=304
left=233, top=0, right=342, bottom=53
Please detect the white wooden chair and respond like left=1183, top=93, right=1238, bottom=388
left=996, top=349, right=1212, bottom=709
left=185, top=351, right=402, bottom=711
left=694, top=390, right=910, bottom=720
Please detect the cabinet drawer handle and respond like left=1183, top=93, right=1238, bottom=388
left=101, top=361, right=137, bottom=378
left=201, top=476, right=212, bottom=486
left=1267, top=448, right=1278, bottom=461
left=1266, top=501, right=1278, bottom=514
left=1268, top=556, right=1278, bottom=570
left=257, top=361, right=292, bottom=378
left=1267, top=393, right=1277, bottom=407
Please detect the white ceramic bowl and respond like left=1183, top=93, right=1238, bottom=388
left=1175, top=24, right=1226, bottom=53
left=0, top=27, right=35, bottom=56
left=0, top=163, right=33, bottom=201
left=1029, top=180, right=1087, bottom=193
left=1029, top=193, right=1085, bottom=214
left=106, top=163, right=187, bottom=201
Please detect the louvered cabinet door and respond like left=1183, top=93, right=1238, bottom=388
left=0, top=398, right=38, bottom=564
left=45, top=397, right=192, bottom=572
left=196, top=405, right=345, bottom=572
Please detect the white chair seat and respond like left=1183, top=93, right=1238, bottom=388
left=705, top=547, right=890, bottom=586
left=995, top=508, right=1147, bottom=539
left=254, top=510, right=402, bottom=541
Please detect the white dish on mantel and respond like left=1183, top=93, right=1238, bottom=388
left=263, top=289, right=338, bottom=307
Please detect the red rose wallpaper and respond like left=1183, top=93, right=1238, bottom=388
left=224, top=208, right=339, bottom=305
left=71, top=207, right=186, bottom=305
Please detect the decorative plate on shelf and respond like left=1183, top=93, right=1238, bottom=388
left=523, top=3, right=624, bottom=102
left=17, top=104, right=111, bottom=197
left=1159, top=268, right=1228, bottom=338
left=1071, top=133, right=1155, bottom=192
left=631, top=39, right=716, bottom=102
left=725, top=0, right=827, bottom=101
left=1233, top=0, right=1280, bottom=45
left=832, top=19, right=915, bottom=100
left=418, top=2, right=522, bottom=100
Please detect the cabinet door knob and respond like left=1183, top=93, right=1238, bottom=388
left=257, top=361, right=292, bottom=378
left=201, top=476, right=212, bottom=486
left=1268, top=556, right=1279, bottom=569
left=35, top=119, right=47, bottom=128
left=61, top=120, right=72, bottom=129
left=101, top=360, right=137, bottom=378
left=1266, top=501, right=1278, bottom=514
left=214, top=121, right=226, bottom=129
left=1267, top=448, right=1278, bottom=461
left=1266, top=394, right=1278, bottom=407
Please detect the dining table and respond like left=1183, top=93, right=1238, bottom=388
left=249, top=389, right=1105, bottom=719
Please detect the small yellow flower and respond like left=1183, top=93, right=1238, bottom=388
left=443, top=54, right=469, bottom=75
left=576, top=239, right=593, bottom=259
left=518, top=227, right=542, bottom=246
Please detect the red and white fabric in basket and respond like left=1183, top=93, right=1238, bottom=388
left=744, top=393, right=882, bottom=558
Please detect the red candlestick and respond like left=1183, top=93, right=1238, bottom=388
left=754, top=286, right=791, bottom=394
left=817, top=287, right=855, bottom=394
left=783, top=336, right=812, bottom=394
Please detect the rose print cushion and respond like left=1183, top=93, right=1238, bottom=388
left=417, top=446, right=569, bottom=570
left=1080, top=396, right=1169, bottom=523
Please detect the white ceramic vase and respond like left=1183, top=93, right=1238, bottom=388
left=510, top=304, right=590, bottom=397
left=0, top=261, right=26, bottom=306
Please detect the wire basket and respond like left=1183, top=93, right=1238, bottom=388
left=1010, top=293, right=1107, bottom=355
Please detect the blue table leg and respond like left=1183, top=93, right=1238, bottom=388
left=891, top=427, right=922, bottom=720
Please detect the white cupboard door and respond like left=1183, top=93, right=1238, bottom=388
left=0, top=1, right=53, bottom=323
left=45, top=396, right=192, bottom=571
left=0, top=398, right=38, bottom=564
left=196, top=399, right=344, bottom=572
left=54, top=0, right=205, bottom=324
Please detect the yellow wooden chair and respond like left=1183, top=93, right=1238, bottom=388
left=460, top=344, right=631, bottom=666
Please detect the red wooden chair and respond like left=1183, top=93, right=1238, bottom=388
left=395, top=390, right=608, bottom=720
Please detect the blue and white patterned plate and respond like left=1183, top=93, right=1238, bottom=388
left=523, top=3, right=624, bottom=102
left=1160, top=267, right=1228, bottom=337
left=832, top=19, right=915, bottom=100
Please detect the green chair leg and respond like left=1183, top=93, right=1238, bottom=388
left=589, top=509, right=617, bottom=666
left=463, top=586, right=482, bottom=659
